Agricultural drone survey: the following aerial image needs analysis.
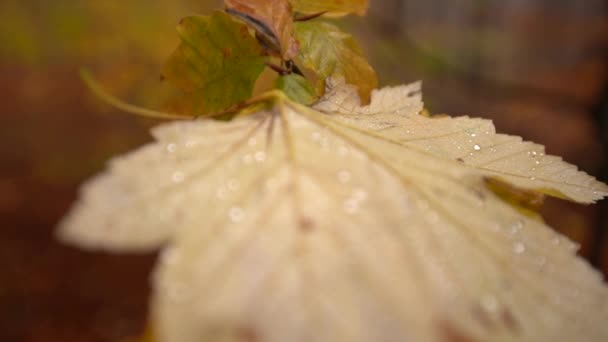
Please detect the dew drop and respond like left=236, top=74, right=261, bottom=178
left=513, top=242, right=526, bottom=254
left=337, top=170, right=351, bottom=183
left=166, top=143, right=177, bottom=153
left=229, top=207, right=245, bottom=222
left=470, top=133, right=477, bottom=137
left=510, top=220, right=524, bottom=234
left=473, top=144, right=481, bottom=151
left=254, top=151, right=266, bottom=162
left=353, top=189, right=367, bottom=201
left=566, top=240, right=580, bottom=252
left=480, top=295, right=499, bottom=313
left=171, top=171, right=185, bottom=183
left=247, top=137, right=257, bottom=146
left=161, top=248, right=179, bottom=266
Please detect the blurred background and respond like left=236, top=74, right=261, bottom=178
left=1, top=0, right=607, bottom=340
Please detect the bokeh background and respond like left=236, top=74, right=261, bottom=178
left=1, top=0, right=607, bottom=340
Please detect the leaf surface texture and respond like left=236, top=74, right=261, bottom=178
left=294, top=22, right=377, bottom=103
left=59, top=84, right=608, bottom=342
left=162, top=12, right=266, bottom=115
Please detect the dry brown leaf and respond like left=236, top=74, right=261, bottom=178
left=225, top=0, right=299, bottom=60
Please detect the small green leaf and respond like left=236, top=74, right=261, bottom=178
left=294, top=21, right=377, bottom=103
left=276, top=73, right=317, bottom=105
left=162, top=11, right=267, bottom=115
left=290, top=0, right=368, bottom=17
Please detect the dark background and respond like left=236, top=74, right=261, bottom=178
left=1, top=1, right=607, bottom=341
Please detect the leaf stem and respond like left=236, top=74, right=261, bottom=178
left=80, top=69, right=192, bottom=120
left=80, top=69, right=286, bottom=121
left=294, top=11, right=327, bottom=22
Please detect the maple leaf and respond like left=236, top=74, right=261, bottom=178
left=224, top=0, right=299, bottom=60
left=294, top=21, right=378, bottom=103
left=59, top=83, right=608, bottom=342
left=290, top=0, right=369, bottom=17
left=161, top=11, right=267, bottom=115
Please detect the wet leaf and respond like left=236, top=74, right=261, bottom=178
left=294, top=21, right=377, bottom=103
left=290, top=0, right=368, bottom=17
left=60, top=83, right=608, bottom=341
left=162, top=11, right=267, bottom=115
left=276, top=73, right=317, bottom=105
left=224, top=0, right=299, bottom=60
left=315, top=80, right=607, bottom=203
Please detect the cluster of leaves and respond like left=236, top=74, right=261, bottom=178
left=162, top=0, right=376, bottom=115
left=60, top=1, right=608, bottom=342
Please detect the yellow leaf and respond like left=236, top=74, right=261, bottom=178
left=59, top=84, right=608, bottom=341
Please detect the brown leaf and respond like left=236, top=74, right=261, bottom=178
left=290, top=0, right=368, bottom=17
left=225, top=0, right=299, bottom=60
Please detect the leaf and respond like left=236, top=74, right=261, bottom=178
left=59, top=85, right=608, bottom=341
left=162, top=11, right=267, bottom=115
left=276, top=73, right=317, bottom=105
left=224, top=0, right=299, bottom=60
left=294, top=21, right=377, bottom=103
left=313, top=80, right=607, bottom=203
left=290, top=0, right=369, bottom=17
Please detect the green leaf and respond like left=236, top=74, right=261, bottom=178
left=162, top=11, right=267, bottom=115
left=276, top=73, right=317, bottom=105
left=294, top=21, right=377, bottom=103
left=290, top=0, right=368, bottom=17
